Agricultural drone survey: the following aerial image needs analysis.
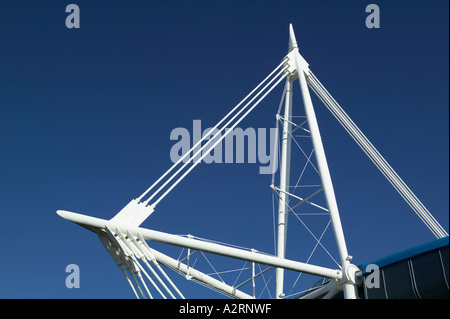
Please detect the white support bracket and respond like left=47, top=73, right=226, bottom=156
left=110, top=199, right=155, bottom=229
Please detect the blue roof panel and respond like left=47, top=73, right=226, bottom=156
left=362, top=236, right=449, bottom=274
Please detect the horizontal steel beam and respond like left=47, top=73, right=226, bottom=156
left=57, top=210, right=342, bottom=280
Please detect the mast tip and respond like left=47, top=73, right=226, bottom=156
left=288, top=24, right=298, bottom=50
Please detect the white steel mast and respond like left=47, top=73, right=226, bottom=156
left=277, top=24, right=358, bottom=299
left=275, top=76, right=293, bottom=299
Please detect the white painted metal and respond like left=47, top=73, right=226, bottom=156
left=287, top=24, right=358, bottom=299
left=150, top=69, right=288, bottom=208
left=136, top=226, right=340, bottom=279
left=105, top=61, right=288, bottom=232
left=136, top=61, right=286, bottom=204
left=57, top=210, right=343, bottom=281
left=299, top=68, right=358, bottom=299
left=150, top=246, right=253, bottom=299
left=275, top=78, right=293, bottom=299
left=272, top=185, right=328, bottom=212
left=57, top=24, right=448, bottom=299
left=110, top=199, right=155, bottom=229
left=306, top=72, right=448, bottom=239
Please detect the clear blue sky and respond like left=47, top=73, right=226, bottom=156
left=0, top=0, right=448, bottom=299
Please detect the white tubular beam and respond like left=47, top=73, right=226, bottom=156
left=119, top=231, right=171, bottom=298
left=296, top=58, right=348, bottom=269
left=121, top=267, right=140, bottom=299
left=235, top=266, right=272, bottom=290
left=128, top=267, right=147, bottom=299
left=294, top=52, right=357, bottom=299
left=97, top=231, right=142, bottom=298
left=154, top=260, right=185, bottom=298
left=133, top=232, right=182, bottom=298
left=133, top=258, right=166, bottom=298
left=142, top=259, right=175, bottom=298
left=136, top=228, right=341, bottom=281
left=150, top=247, right=253, bottom=299
left=252, top=261, right=256, bottom=298
left=141, top=248, right=185, bottom=299
left=57, top=210, right=343, bottom=281
left=275, top=78, right=293, bottom=299
left=133, top=263, right=153, bottom=299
